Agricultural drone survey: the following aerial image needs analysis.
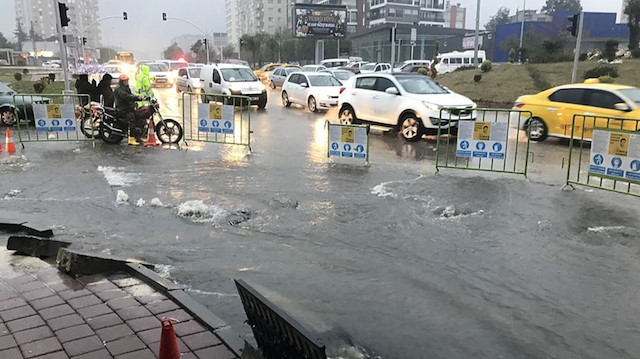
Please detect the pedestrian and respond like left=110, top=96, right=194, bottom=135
left=75, top=73, right=97, bottom=106
left=135, top=64, right=154, bottom=106
left=96, top=73, right=115, bottom=107
left=114, top=74, right=144, bottom=146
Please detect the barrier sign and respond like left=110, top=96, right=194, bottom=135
left=327, top=123, right=368, bottom=164
left=197, top=103, right=234, bottom=134
left=588, top=129, right=640, bottom=184
left=456, top=121, right=507, bottom=160
left=33, top=104, right=76, bottom=132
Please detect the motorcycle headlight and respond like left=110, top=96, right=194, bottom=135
left=422, top=101, right=441, bottom=112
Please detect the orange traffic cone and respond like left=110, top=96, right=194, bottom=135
left=143, top=119, right=160, bottom=147
left=158, top=318, right=181, bottom=359
left=5, top=128, right=16, bottom=154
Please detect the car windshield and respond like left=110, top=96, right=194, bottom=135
left=284, top=67, right=299, bottom=75
left=361, top=64, right=375, bottom=71
left=396, top=76, right=448, bottom=94
left=170, top=62, right=187, bottom=71
left=618, top=88, right=640, bottom=104
left=188, top=68, right=201, bottom=77
left=332, top=71, right=353, bottom=81
left=0, top=82, right=16, bottom=94
left=148, top=64, right=168, bottom=72
left=308, top=75, right=341, bottom=87
left=221, top=68, right=257, bottom=82
left=302, top=66, right=318, bottom=72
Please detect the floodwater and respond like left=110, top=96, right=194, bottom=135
left=1, top=88, right=639, bottom=359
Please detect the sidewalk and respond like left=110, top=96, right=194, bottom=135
left=0, top=249, right=239, bottom=359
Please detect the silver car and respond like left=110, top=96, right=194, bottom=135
left=321, top=69, right=355, bottom=84
left=268, top=67, right=301, bottom=89
left=176, top=67, right=202, bottom=93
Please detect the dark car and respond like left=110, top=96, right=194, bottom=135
left=0, top=82, right=51, bottom=126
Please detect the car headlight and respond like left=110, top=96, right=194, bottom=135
left=472, top=102, right=478, bottom=109
left=422, top=101, right=441, bottom=112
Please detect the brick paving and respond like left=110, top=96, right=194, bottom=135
left=0, top=267, right=239, bottom=358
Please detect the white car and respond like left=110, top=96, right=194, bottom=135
left=200, top=63, right=267, bottom=109
left=320, top=69, right=355, bottom=84
left=281, top=72, right=342, bottom=112
left=42, top=60, right=61, bottom=68
left=176, top=67, right=202, bottom=93
left=320, top=58, right=350, bottom=69
left=301, top=65, right=327, bottom=72
left=359, top=63, right=392, bottom=74
left=268, top=66, right=301, bottom=89
left=146, top=62, right=172, bottom=87
left=338, top=73, right=476, bottom=142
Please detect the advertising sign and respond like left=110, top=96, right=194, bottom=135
left=33, top=103, right=76, bottom=132
left=293, top=5, right=347, bottom=38
left=589, top=128, right=640, bottom=184
left=198, top=103, right=235, bottom=134
left=456, top=121, right=507, bottom=159
left=462, top=36, right=483, bottom=50
left=328, top=123, right=368, bottom=164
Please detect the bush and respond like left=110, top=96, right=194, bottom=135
left=480, top=60, right=492, bottom=73
left=453, top=66, right=476, bottom=72
left=473, top=74, right=482, bottom=83
left=578, top=53, right=588, bottom=61
left=33, top=82, right=45, bottom=93
left=13, top=73, right=22, bottom=81
left=632, top=49, right=640, bottom=58
left=583, top=65, right=619, bottom=79
left=48, top=73, right=56, bottom=82
left=598, top=75, right=614, bottom=83
left=416, top=67, right=428, bottom=76
left=526, top=65, right=551, bottom=91
left=508, top=48, right=516, bottom=63
left=602, top=39, right=619, bottom=62
left=22, top=68, right=29, bottom=74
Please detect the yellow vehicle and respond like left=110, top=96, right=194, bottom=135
left=254, top=63, right=298, bottom=83
left=514, top=80, right=640, bottom=141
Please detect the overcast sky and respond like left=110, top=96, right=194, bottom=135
left=0, top=0, right=626, bottom=58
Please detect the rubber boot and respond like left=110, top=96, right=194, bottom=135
left=128, top=136, right=140, bottom=146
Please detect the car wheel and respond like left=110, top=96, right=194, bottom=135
left=282, top=91, right=291, bottom=108
left=0, top=108, right=17, bottom=126
left=308, top=96, right=317, bottom=113
left=400, top=113, right=423, bottom=142
left=528, top=117, right=548, bottom=142
left=270, top=81, right=276, bottom=89
left=339, top=105, right=358, bottom=125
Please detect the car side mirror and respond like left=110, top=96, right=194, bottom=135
left=614, top=103, right=631, bottom=112
left=301, top=82, right=308, bottom=88
left=182, top=74, right=187, bottom=78
left=385, top=87, right=399, bottom=95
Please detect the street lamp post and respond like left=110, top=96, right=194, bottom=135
left=73, top=13, right=127, bottom=64
left=473, top=0, right=480, bottom=67
left=162, top=13, right=210, bottom=64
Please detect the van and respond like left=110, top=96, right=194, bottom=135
left=320, top=58, right=350, bottom=69
left=435, top=50, right=486, bottom=74
left=200, top=63, right=267, bottom=109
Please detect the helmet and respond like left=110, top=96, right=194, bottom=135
left=119, top=74, right=129, bottom=81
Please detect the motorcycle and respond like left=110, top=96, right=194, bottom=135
left=76, top=102, right=103, bottom=139
left=98, top=97, right=183, bottom=145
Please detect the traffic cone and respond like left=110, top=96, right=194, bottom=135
left=158, top=318, right=181, bottom=359
left=143, top=119, right=160, bottom=147
left=5, top=128, right=16, bottom=154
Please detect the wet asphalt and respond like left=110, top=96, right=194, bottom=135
left=1, top=87, right=639, bottom=359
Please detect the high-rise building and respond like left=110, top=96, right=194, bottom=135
left=369, top=0, right=446, bottom=27
left=225, top=0, right=289, bottom=51
left=444, top=1, right=465, bottom=29
left=14, top=0, right=102, bottom=48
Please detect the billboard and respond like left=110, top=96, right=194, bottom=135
left=293, top=5, right=347, bottom=38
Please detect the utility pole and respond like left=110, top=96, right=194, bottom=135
left=390, top=25, right=396, bottom=68
left=519, top=0, right=526, bottom=49
left=473, top=0, right=480, bottom=67
left=570, top=11, right=584, bottom=83
left=54, top=0, right=71, bottom=93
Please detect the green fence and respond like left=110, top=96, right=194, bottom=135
left=435, top=108, right=532, bottom=177
left=564, top=114, right=640, bottom=196
left=12, top=94, right=93, bottom=146
left=181, top=92, right=251, bottom=150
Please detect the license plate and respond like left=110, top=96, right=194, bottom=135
left=250, top=97, right=259, bottom=101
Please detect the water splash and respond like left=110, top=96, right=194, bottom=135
left=175, top=200, right=228, bottom=224
left=371, top=183, right=398, bottom=199
left=116, top=190, right=129, bottom=204
left=135, top=198, right=146, bottom=207
left=587, top=226, right=627, bottom=233
left=97, top=166, right=138, bottom=187
left=150, top=198, right=165, bottom=207
left=154, top=264, right=174, bottom=279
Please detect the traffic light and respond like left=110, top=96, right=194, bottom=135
left=58, top=2, right=70, bottom=27
left=567, top=13, right=580, bottom=37
left=162, top=12, right=167, bottom=21
left=62, top=34, right=67, bottom=43
left=123, top=12, right=128, bottom=20
left=389, top=27, right=397, bottom=43
left=203, top=38, right=208, bottom=46
left=82, top=37, right=87, bottom=45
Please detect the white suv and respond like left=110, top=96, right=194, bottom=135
left=338, top=73, right=476, bottom=142
left=281, top=72, right=342, bottom=112
left=200, top=64, right=267, bottom=109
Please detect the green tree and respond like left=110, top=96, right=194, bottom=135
left=0, top=33, right=13, bottom=49
left=13, top=23, right=28, bottom=50
left=541, top=0, right=582, bottom=15
left=97, top=47, right=117, bottom=63
left=240, top=34, right=260, bottom=67
left=625, top=0, right=640, bottom=50
left=508, top=48, right=516, bottom=63
left=485, top=7, right=511, bottom=32
left=222, top=44, right=235, bottom=59
left=163, top=42, right=184, bottom=60
left=602, top=39, right=619, bottom=61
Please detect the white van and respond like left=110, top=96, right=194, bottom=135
left=320, top=58, right=350, bottom=69
left=435, top=50, right=486, bottom=74
left=200, top=63, right=267, bottom=109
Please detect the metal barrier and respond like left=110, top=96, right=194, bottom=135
left=235, top=279, right=327, bottom=359
left=435, top=108, right=532, bottom=177
left=12, top=94, right=93, bottom=146
left=327, top=122, right=369, bottom=165
left=181, top=92, right=251, bottom=150
left=564, top=114, right=640, bottom=196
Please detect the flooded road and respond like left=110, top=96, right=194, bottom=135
left=1, top=87, right=639, bottom=359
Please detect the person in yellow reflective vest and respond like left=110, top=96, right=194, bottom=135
left=136, top=64, right=154, bottom=106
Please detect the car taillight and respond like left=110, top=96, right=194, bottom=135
left=339, top=87, right=345, bottom=94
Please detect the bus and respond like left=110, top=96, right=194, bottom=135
left=116, top=52, right=135, bottom=64
left=435, top=50, right=486, bottom=74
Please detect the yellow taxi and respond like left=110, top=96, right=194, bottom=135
left=254, top=63, right=285, bottom=82
left=514, top=80, right=640, bottom=141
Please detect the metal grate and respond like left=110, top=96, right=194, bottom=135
left=235, top=279, right=327, bottom=359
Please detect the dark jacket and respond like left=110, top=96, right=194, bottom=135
left=97, top=74, right=115, bottom=108
left=75, top=74, right=96, bottom=105
left=114, top=82, right=140, bottom=112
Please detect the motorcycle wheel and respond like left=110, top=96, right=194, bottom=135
left=99, top=123, right=125, bottom=144
left=156, top=119, right=183, bottom=144
left=80, top=116, right=99, bottom=139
